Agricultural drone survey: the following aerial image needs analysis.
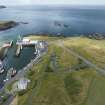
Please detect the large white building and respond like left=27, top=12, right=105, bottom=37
left=17, top=78, right=30, bottom=90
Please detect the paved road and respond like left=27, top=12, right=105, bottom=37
left=2, top=95, right=14, bottom=105
left=57, top=40, right=105, bottom=75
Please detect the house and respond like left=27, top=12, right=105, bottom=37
left=17, top=78, right=30, bottom=90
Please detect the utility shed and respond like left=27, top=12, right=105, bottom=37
left=17, top=78, right=30, bottom=90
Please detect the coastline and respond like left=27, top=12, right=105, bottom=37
left=0, top=21, right=18, bottom=31
left=1, top=35, right=105, bottom=105
left=0, top=5, right=105, bottom=105
left=0, top=43, right=47, bottom=103
left=0, top=36, right=48, bottom=95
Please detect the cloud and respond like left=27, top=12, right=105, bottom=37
left=0, top=0, right=105, bottom=5
left=0, top=0, right=30, bottom=5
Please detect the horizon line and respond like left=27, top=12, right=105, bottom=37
left=2, top=4, right=105, bottom=6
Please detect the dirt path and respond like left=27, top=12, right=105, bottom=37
left=10, top=96, right=18, bottom=105
left=53, top=40, right=105, bottom=75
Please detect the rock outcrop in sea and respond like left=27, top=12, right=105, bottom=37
left=0, top=5, right=6, bottom=9
left=0, top=21, right=18, bottom=31
left=86, top=33, right=105, bottom=40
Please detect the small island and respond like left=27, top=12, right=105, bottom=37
left=0, top=5, right=6, bottom=9
left=0, top=21, right=18, bottom=31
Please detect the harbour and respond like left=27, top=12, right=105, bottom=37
left=0, top=37, right=48, bottom=102
left=15, top=37, right=46, bottom=56
left=0, top=37, right=47, bottom=88
left=0, top=43, right=47, bottom=104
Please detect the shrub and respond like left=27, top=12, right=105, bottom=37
left=18, top=90, right=27, bottom=96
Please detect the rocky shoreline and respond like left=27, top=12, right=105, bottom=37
left=0, top=21, right=18, bottom=31
left=0, top=5, right=6, bottom=9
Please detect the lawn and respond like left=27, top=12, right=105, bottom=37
left=18, top=36, right=84, bottom=105
left=17, top=36, right=105, bottom=105
left=83, top=75, right=105, bottom=105
left=63, top=37, right=105, bottom=69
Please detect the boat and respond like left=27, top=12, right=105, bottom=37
left=16, top=45, right=22, bottom=56
left=0, top=60, right=4, bottom=74
left=0, top=69, right=4, bottom=74
left=34, top=51, right=37, bottom=55
left=5, top=68, right=17, bottom=81
left=54, top=21, right=62, bottom=27
left=20, top=22, right=28, bottom=24
left=11, top=68, right=17, bottom=77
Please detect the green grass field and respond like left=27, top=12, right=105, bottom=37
left=17, top=36, right=105, bottom=105
left=63, top=37, right=105, bottom=69
left=83, top=75, right=105, bottom=105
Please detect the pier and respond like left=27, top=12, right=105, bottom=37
left=2, top=40, right=13, bottom=48
left=16, top=45, right=22, bottom=56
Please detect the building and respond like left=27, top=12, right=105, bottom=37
left=17, top=78, right=30, bottom=90
left=16, top=38, right=39, bottom=46
left=23, top=38, right=30, bottom=42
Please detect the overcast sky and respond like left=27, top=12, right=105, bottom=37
left=0, top=0, right=105, bottom=5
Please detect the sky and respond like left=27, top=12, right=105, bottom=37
left=0, top=0, right=105, bottom=5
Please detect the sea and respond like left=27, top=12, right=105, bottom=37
left=0, top=5, right=105, bottom=86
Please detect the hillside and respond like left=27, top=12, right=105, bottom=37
left=63, top=37, right=105, bottom=69
left=6, top=35, right=105, bottom=105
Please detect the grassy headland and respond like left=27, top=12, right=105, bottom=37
left=9, top=35, right=105, bottom=105
left=63, top=37, right=105, bottom=69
